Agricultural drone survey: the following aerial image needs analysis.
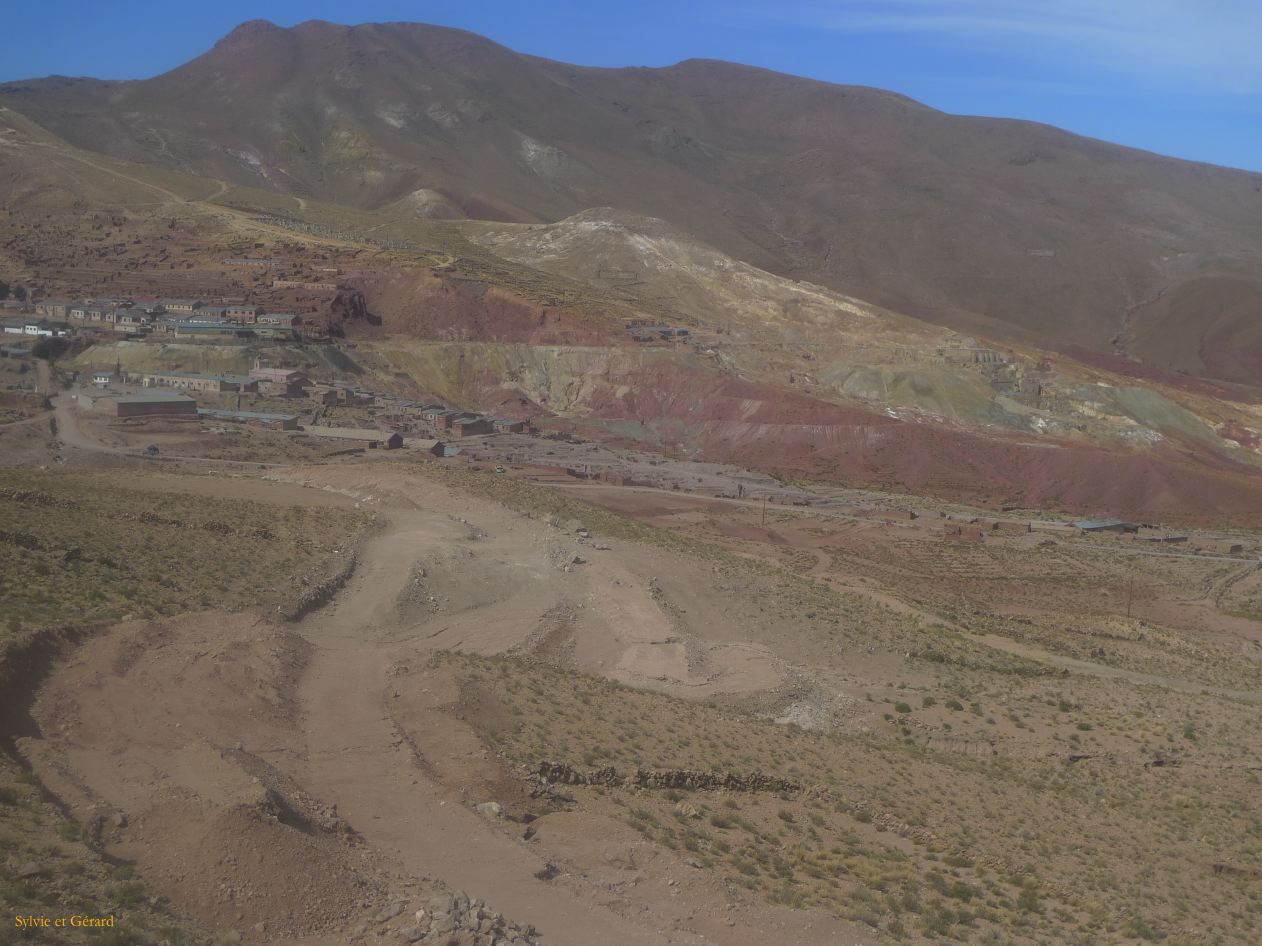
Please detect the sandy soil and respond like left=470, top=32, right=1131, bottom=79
left=17, top=465, right=880, bottom=946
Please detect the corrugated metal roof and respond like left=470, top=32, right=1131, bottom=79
left=199, top=409, right=298, bottom=422
left=149, top=371, right=253, bottom=383
left=301, top=426, right=399, bottom=442
left=113, top=392, right=196, bottom=404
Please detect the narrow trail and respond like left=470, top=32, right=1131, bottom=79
left=290, top=511, right=712, bottom=946
left=51, top=392, right=127, bottom=455
left=18, top=131, right=372, bottom=251
left=30, top=141, right=189, bottom=205
left=969, top=631, right=1262, bottom=704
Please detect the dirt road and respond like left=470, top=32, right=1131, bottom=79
left=292, top=508, right=693, bottom=944
left=51, top=391, right=128, bottom=455
left=272, top=489, right=873, bottom=946
left=284, top=500, right=872, bottom=946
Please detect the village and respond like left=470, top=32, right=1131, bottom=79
left=3, top=294, right=312, bottom=342
left=72, top=358, right=531, bottom=455
left=1, top=286, right=1255, bottom=565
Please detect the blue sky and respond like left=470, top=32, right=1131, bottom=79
left=4, top=0, right=1260, bottom=172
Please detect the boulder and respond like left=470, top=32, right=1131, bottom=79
left=475, top=801, right=503, bottom=819
left=426, top=893, right=456, bottom=916
left=375, top=902, right=406, bottom=923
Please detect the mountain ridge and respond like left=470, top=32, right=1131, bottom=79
left=2, top=19, right=1261, bottom=385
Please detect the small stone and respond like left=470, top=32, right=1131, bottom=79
left=475, top=801, right=503, bottom=819
left=430, top=913, right=456, bottom=934
left=427, top=893, right=456, bottom=916
left=672, top=802, right=699, bottom=820
left=112, top=811, right=128, bottom=828
left=376, top=902, right=406, bottom=923
left=395, top=925, right=424, bottom=942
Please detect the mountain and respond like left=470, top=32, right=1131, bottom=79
left=3, top=19, right=1261, bottom=385
left=4, top=95, right=1262, bottom=522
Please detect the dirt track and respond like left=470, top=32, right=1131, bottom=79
left=17, top=468, right=877, bottom=946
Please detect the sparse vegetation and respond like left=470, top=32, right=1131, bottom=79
left=428, top=649, right=1262, bottom=945
left=0, top=469, right=368, bottom=637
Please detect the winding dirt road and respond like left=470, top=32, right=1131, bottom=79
left=284, top=503, right=872, bottom=946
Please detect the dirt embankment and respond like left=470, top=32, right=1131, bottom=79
left=0, top=623, right=106, bottom=749
left=344, top=266, right=621, bottom=346
left=369, top=337, right=1262, bottom=525
left=19, top=613, right=386, bottom=939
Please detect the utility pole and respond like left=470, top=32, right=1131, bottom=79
left=1126, top=576, right=1135, bottom=619
left=761, top=494, right=767, bottom=528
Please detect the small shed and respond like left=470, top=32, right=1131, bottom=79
left=302, top=426, right=404, bottom=449
left=1073, top=519, right=1139, bottom=534
left=98, top=392, right=198, bottom=418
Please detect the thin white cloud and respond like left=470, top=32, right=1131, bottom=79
left=765, top=1, right=1262, bottom=93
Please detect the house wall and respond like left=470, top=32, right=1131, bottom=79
left=454, top=419, right=494, bottom=437
left=105, top=399, right=198, bottom=418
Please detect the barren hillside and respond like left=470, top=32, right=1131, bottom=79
left=4, top=19, right=1262, bottom=381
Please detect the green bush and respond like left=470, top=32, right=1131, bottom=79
left=1017, top=886, right=1041, bottom=913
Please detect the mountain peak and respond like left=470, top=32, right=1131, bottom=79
left=215, top=19, right=283, bottom=47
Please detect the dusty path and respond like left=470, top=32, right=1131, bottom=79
left=968, top=631, right=1262, bottom=704
left=52, top=392, right=127, bottom=455
left=292, top=510, right=711, bottom=946
left=279, top=501, right=871, bottom=946
left=288, top=512, right=701, bottom=946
